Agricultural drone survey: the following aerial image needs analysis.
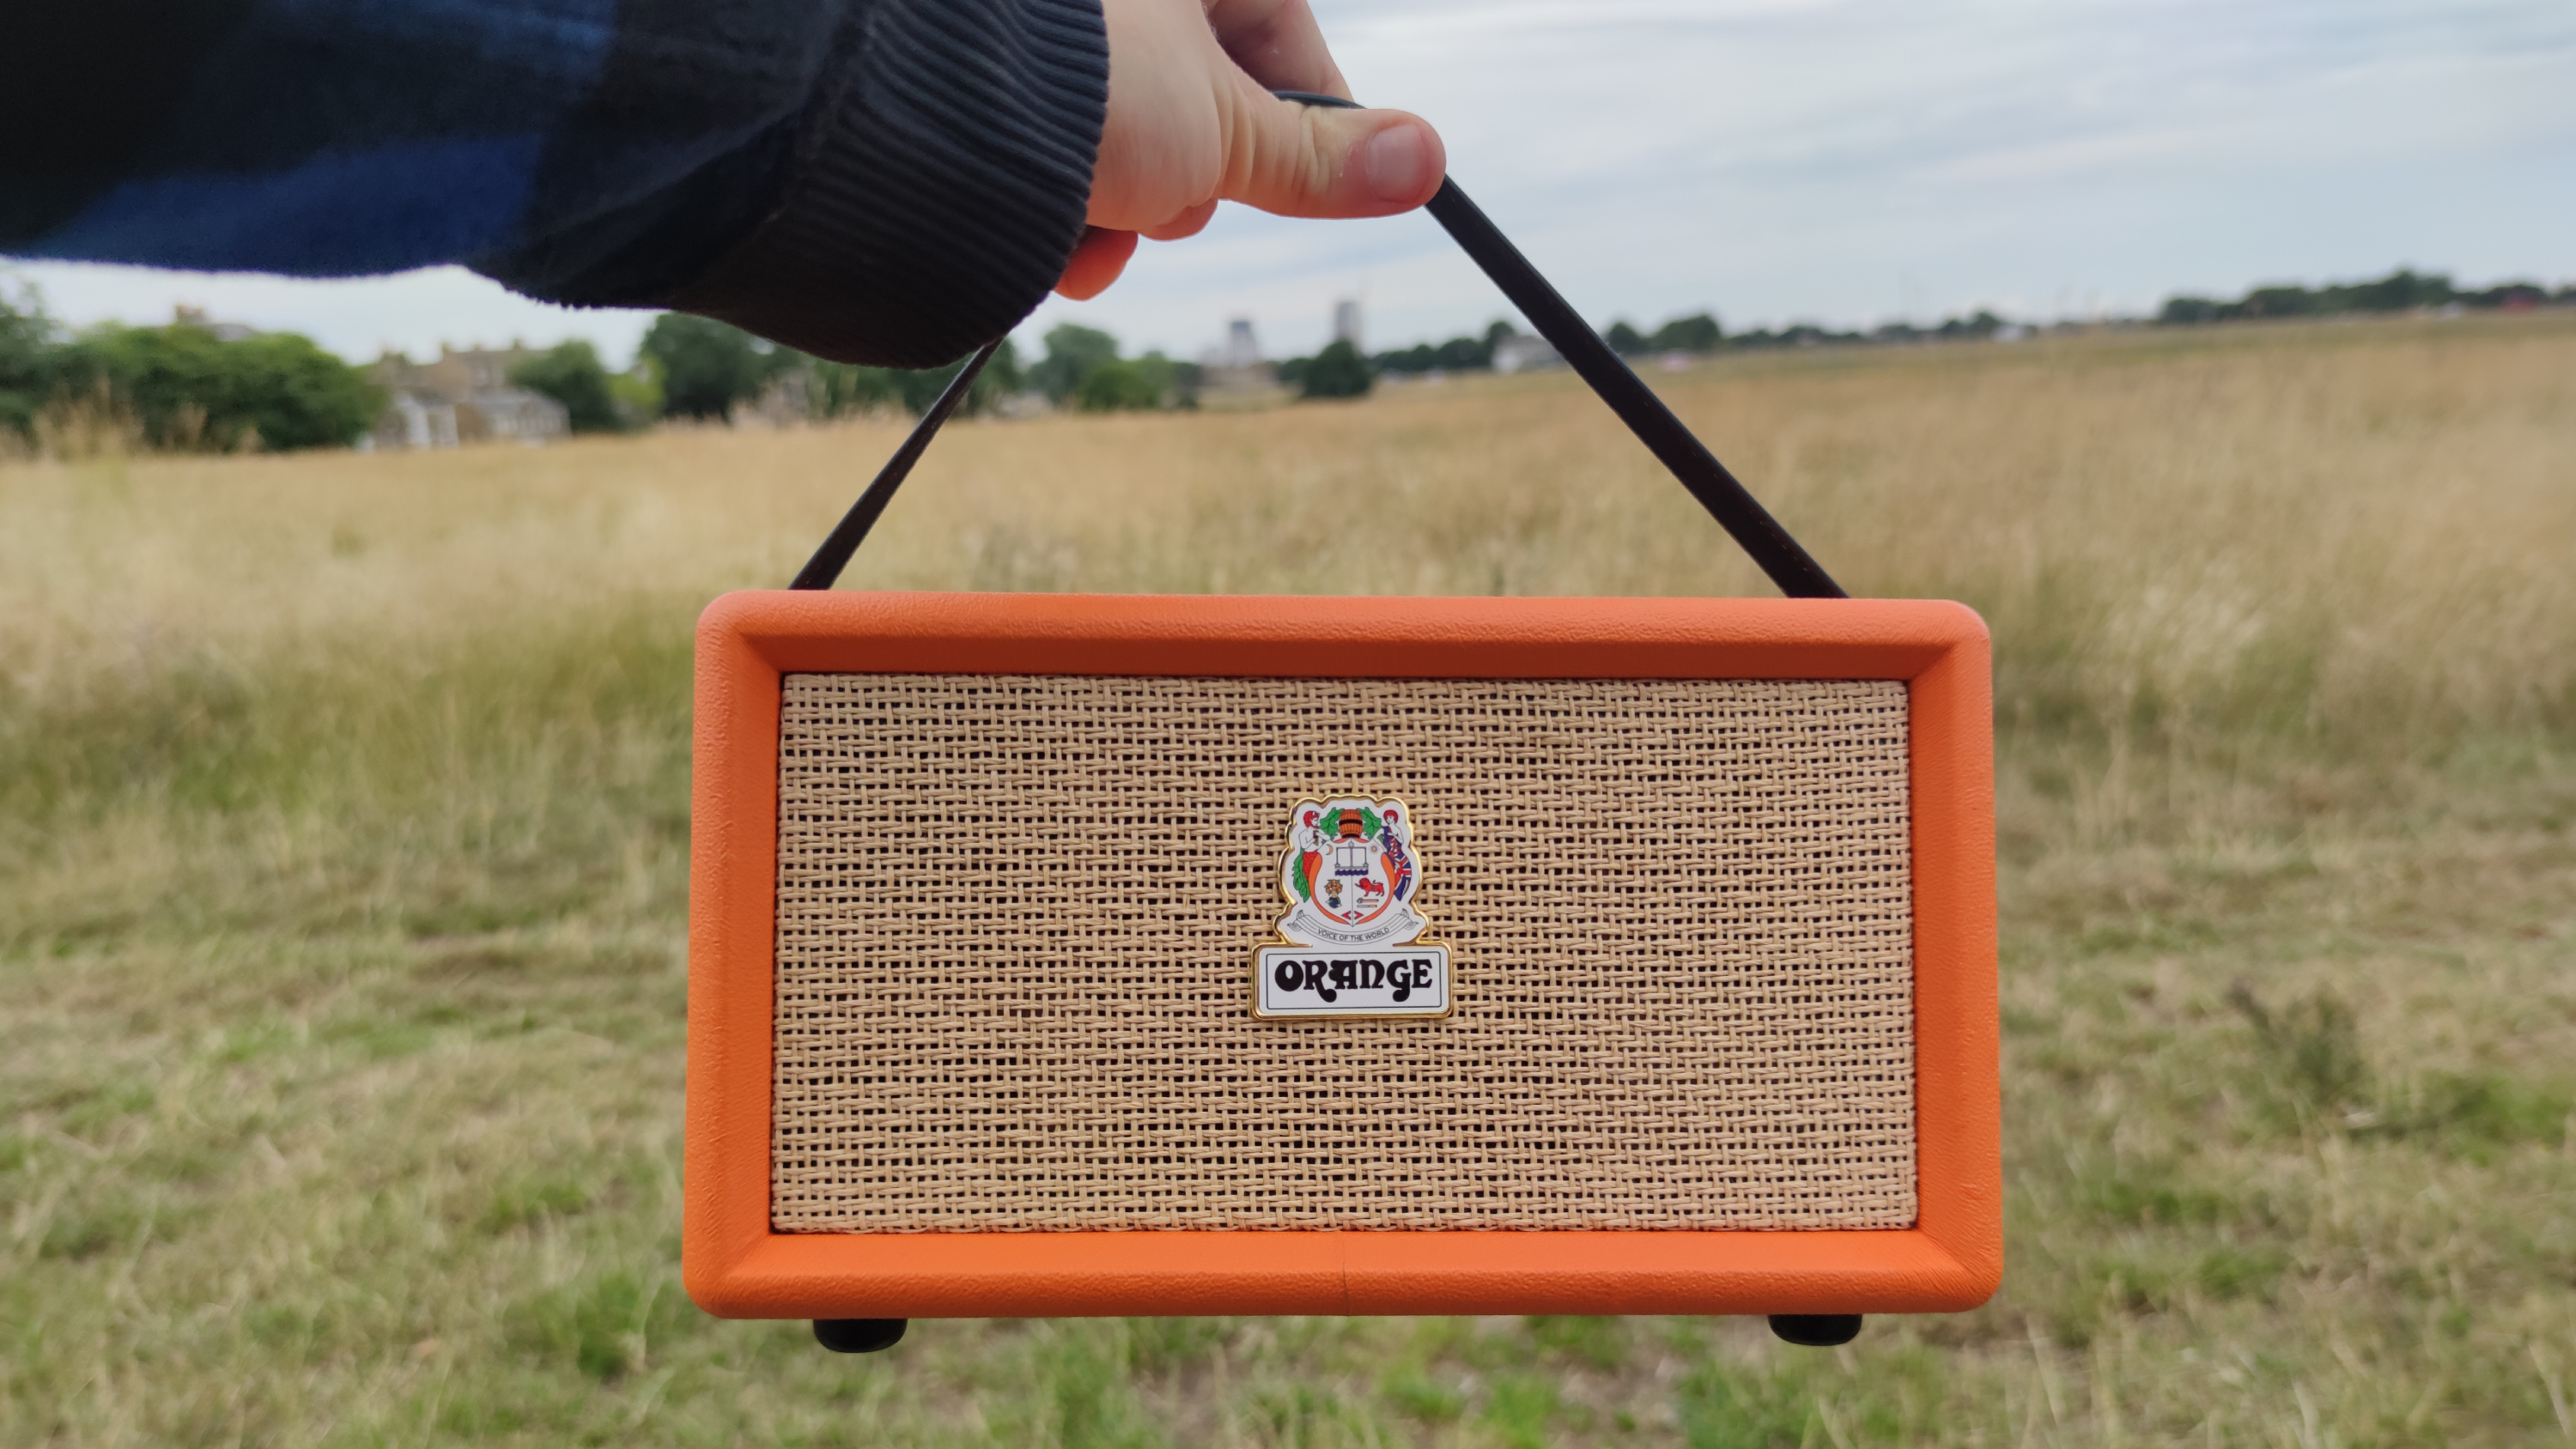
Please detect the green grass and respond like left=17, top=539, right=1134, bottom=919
left=4, top=319, right=2574, bottom=1445
left=3, top=631, right=2563, bottom=1449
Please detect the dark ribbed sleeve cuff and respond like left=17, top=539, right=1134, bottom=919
left=661, top=0, right=1107, bottom=367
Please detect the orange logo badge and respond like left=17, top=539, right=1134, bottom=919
left=1255, top=797, right=1451, bottom=1019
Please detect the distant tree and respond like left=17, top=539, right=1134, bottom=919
left=2159, top=267, right=2475, bottom=328
left=1935, top=310, right=2003, bottom=340
left=808, top=336, right=1022, bottom=419
left=2460, top=282, right=2547, bottom=309
left=1372, top=343, right=1434, bottom=374
left=895, top=364, right=959, bottom=415
left=1437, top=332, right=1494, bottom=370
left=1732, top=323, right=1865, bottom=349
left=2239, top=285, right=2316, bottom=319
left=1030, top=324, right=1121, bottom=403
left=1378, top=331, right=1496, bottom=373
left=1647, top=312, right=1722, bottom=353
left=609, top=366, right=663, bottom=427
left=1128, top=350, right=1198, bottom=409
left=979, top=336, right=1026, bottom=400
left=809, top=361, right=905, bottom=417
left=1371, top=312, right=1736, bottom=375
left=1073, top=358, right=1162, bottom=411
left=508, top=340, right=624, bottom=433
left=902, top=336, right=1024, bottom=414
left=639, top=314, right=789, bottom=421
left=0, top=283, right=55, bottom=442
left=2334, top=268, right=2450, bottom=313
left=48, top=324, right=379, bottom=451
left=1299, top=338, right=1372, bottom=400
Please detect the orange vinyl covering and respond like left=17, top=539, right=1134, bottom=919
left=684, top=592, right=1999, bottom=1319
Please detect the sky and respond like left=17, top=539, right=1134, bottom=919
left=7, top=0, right=2572, bottom=367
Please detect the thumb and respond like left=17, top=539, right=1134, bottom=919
left=1222, top=88, right=1444, bottom=220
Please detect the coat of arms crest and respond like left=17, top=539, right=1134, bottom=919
left=1254, top=796, right=1452, bottom=1019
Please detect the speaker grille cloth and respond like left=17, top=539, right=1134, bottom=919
left=772, top=675, right=1915, bottom=1232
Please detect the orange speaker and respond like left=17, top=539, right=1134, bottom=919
left=683, top=591, right=1998, bottom=1328
left=684, top=105, right=1997, bottom=1346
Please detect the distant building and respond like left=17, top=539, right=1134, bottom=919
left=366, top=343, right=568, bottom=451
left=465, top=387, right=572, bottom=442
left=1199, top=315, right=1279, bottom=397
left=1492, top=334, right=1563, bottom=373
left=1223, top=318, right=1261, bottom=369
left=1333, top=299, right=1363, bottom=351
left=402, top=343, right=530, bottom=399
left=379, top=395, right=460, bottom=451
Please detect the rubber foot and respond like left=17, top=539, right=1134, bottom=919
left=1767, top=1314, right=1862, bottom=1347
left=814, top=1319, right=908, bottom=1353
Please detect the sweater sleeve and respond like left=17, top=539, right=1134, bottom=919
left=0, top=0, right=1106, bottom=368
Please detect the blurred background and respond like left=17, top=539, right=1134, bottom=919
left=3, top=3, right=2572, bottom=1446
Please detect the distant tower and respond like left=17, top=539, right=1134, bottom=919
left=1332, top=299, right=1363, bottom=351
left=1224, top=317, right=1261, bottom=368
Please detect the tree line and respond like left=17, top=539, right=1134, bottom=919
left=11, top=264, right=2567, bottom=456
left=2, top=285, right=379, bottom=453
left=1285, top=306, right=2004, bottom=396
left=0, top=282, right=1213, bottom=456
left=623, top=316, right=1204, bottom=428
left=1271, top=312, right=1726, bottom=403
left=2156, top=268, right=2571, bottom=325
left=1351, top=311, right=1728, bottom=382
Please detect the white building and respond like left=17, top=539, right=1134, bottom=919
left=366, top=344, right=570, bottom=450
left=467, top=389, right=570, bottom=442
left=1222, top=318, right=1261, bottom=368
left=1492, top=334, right=1563, bottom=373
left=1200, top=315, right=1279, bottom=397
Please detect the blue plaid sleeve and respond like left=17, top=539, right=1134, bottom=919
left=2, top=0, right=1107, bottom=367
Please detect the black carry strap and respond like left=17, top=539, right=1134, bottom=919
left=787, top=340, right=1000, bottom=591
left=793, top=91, right=1844, bottom=599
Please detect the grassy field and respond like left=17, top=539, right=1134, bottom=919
left=3, top=315, right=2573, bottom=1447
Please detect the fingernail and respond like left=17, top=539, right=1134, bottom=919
left=1362, top=124, right=1433, bottom=203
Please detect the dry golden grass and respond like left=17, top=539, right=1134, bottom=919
left=10, top=318, right=2570, bottom=742
left=2, top=314, right=2573, bottom=1446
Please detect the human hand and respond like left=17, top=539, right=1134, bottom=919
left=1054, top=0, right=1447, bottom=300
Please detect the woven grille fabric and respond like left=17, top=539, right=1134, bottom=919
left=772, top=674, right=1916, bottom=1232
